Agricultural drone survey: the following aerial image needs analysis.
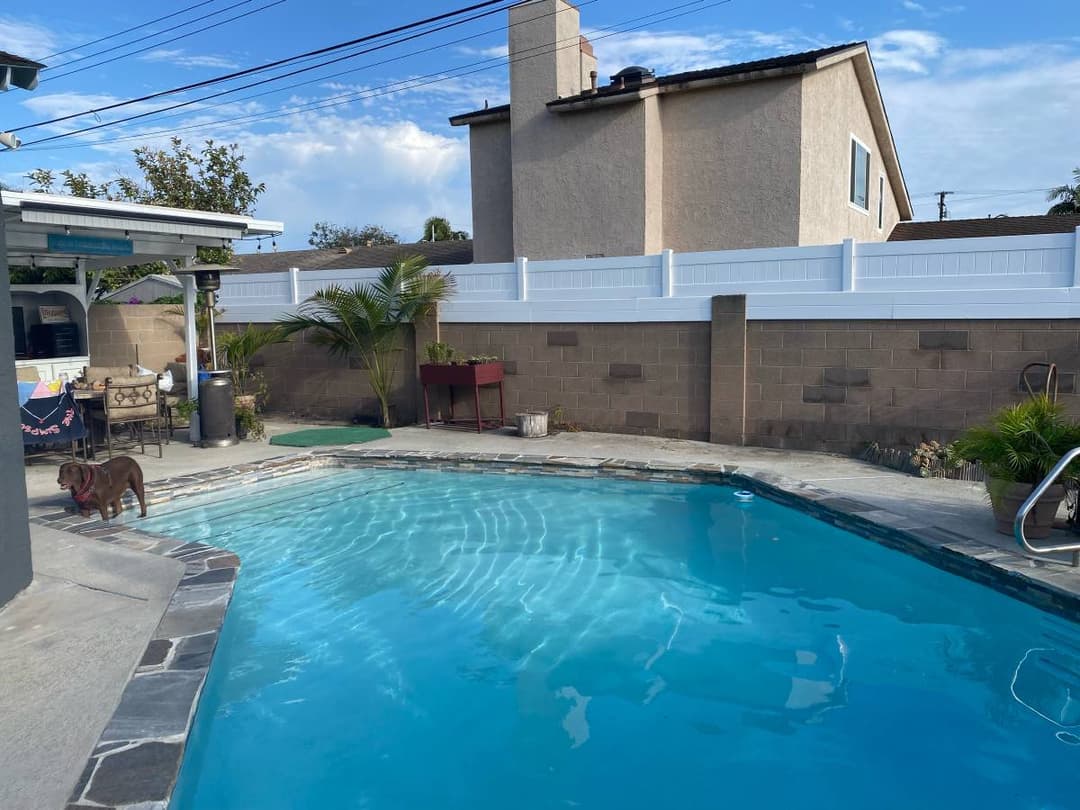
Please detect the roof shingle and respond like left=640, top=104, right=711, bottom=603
left=231, top=239, right=474, bottom=273
left=888, top=215, right=1080, bottom=241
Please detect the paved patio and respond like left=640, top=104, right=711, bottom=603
left=5, top=420, right=1080, bottom=808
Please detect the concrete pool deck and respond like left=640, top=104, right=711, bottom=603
left=6, top=421, right=1080, bottom=808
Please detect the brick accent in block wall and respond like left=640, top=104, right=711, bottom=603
left=745, top=319, right=1080, bottom=453
left=88, top=304, right=186, bottom=372
left=438, top=322, right=711, bottom=440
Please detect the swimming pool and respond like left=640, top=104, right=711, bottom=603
left=143, top=467, right=1079, bottom=809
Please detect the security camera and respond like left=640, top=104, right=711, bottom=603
left=0, top=131, right=21, bottom=150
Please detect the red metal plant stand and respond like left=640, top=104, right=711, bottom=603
left=420, top=362, right=506, bottom=433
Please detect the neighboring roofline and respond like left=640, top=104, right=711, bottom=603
left=889, top=214, right=1080, bottom=241
left=100, top=274, right=182, bottom=300
left=449, top=103, right=510, bottom=127
left=545, top=42, right=865, bottom=109
left=1, top=191, right=283, bottom=235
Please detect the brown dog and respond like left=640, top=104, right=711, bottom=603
left=58, top=457, right=147, bottom=520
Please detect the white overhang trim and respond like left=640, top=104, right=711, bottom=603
left=1, top=190, right=282, bottom=235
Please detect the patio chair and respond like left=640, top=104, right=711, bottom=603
left=159, top=361, right=192, bottom=440
left=93, top=374, right=164, bottom=458
left=16, top=366, right=40, bottom=383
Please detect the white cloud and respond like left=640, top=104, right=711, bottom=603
left=901, top=1, right=966, bottom=19
left=238, top=116, right=471, bottom=247
left=0, top=17, right=59, bottom=61
left=870, top=29, right=946, bottom=73
left=457, top=44, right=508, bottom=59
left=881, top=50, right=1080, bottom=220
left=139, top=49, right=239, bottom=70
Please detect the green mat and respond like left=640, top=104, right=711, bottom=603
left=269, top=426, right=391, bottom=447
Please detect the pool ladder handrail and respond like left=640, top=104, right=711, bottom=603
left=1014, top=446, right=1080, bottom=567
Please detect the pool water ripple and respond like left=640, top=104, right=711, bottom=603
left=136, top=467, right=1080, bottom=810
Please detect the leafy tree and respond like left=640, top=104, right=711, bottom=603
left=421, top=215, right=469, bottom=241
left=308, top=222, right=399, bottom=249
left=25, top=137, right=266, bottom=293
left=1047, top=167, right=1080, bottom=215
left=278, top=255, right=455, bottom=427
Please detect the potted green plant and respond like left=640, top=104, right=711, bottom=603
left=175, top=398, right=199, bottom=424
left=217, top=324, right=287, bottom=409
left=952, top=395, right=1080, bottom=538
left=235, top=404, right=264, bottom=441
left=425, top=341, right=456, bottom=364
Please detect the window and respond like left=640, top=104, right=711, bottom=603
left=877, top=175, right=885, bottom=229
left=849, top=137, right=870, bottom=211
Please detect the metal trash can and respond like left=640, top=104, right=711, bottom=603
left=198, top=369, right=238, bottom=448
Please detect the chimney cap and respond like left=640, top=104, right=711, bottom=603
left=610, top=65, right=655, bottom=86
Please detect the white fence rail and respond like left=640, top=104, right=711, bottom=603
left=219, top=229, right=1080, bottom=323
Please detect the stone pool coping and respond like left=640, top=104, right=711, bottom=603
left=33, top=448, right=1080, bottom=810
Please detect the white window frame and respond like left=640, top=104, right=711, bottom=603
left=848, top=134, right=871, bottom=214
left=877, top=174, right=886, bottom=230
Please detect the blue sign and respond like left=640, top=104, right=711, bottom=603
left=47, top=233, right=134, bottom=256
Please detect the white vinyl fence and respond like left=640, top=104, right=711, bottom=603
left=219, top=229, right=1080, bottom=323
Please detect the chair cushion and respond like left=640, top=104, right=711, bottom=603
left=165, top=362, right=189, bottom=397
left=84, top=365, right=135, bottom=386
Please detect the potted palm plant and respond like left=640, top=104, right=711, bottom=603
left=217, top=324, right=287, bottom=440
left=953, top=395, right=1080, bottom=538
left=278, top=255, right=455, bottom=428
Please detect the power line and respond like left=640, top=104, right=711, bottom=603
left=22, top=0, right=726, bottom=152
left=10, top=0, right=513, bottom=134
left=43, top=0, right=272, bottom=80
left=29, top=0, right=604, bottom=147
left=21, top=1, right=519, bottom=147
left=41, top=0, right=221, bottom=60
left=44, top=0, right=287, bottom=83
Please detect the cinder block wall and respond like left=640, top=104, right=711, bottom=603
left=744, top=319, right=1080, bottom=452
left=438, top=323, right=711, bottom=440
left=250, top=325, right=418, bottom=424
left=243, top=304, right=1080, bottom=453
left=88, top=304, right=185, bottom=371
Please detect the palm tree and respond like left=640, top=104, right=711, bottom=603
left=278, top=255, right=455, bottom=428
left=1047, top=167, right=1080, bottom=215
left=422, top=215, right=469, bottom=241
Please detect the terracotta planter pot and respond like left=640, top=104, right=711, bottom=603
left=988, top=479, right=1066, bottom=539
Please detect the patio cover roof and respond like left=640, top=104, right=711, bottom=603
left=2, top=190, right=284, bottom=442
left=2, top=191, right=282, bottom=270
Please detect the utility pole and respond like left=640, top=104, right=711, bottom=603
left=937, top=190, right=952, bottom=221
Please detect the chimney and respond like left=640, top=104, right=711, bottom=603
left=510, top=0, right=584, bottom=111
left=589, top=70, right=597, bottom=93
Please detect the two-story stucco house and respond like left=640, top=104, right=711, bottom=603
left=450, top=0, right=913, bottom=263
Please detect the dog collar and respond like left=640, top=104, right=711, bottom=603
left=72, top=466, right=98, bottom=505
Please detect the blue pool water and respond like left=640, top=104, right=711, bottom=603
left=143, top=468, right=1080, bottom=809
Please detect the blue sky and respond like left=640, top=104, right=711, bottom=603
left=2, top=0, right=1078, bottom=250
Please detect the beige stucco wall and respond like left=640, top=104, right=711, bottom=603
left=798, top=59, right=901, bottom=245
left=509, top=0, right=652, bottom=260
left=661, top=77, right=803, bottom=252
left=468, top=120, right=515, bottom=263
left=514, top=103, right=649, bottom=259
left=642, top=95, right=664, bottom=254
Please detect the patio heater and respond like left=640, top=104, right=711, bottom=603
left=191, top=267, right=238, bottom=448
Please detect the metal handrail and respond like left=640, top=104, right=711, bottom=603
left=1014, top=446, right=1080, bottom=567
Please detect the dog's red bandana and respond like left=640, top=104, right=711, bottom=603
left=72, top=466, right=98, bottom=506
